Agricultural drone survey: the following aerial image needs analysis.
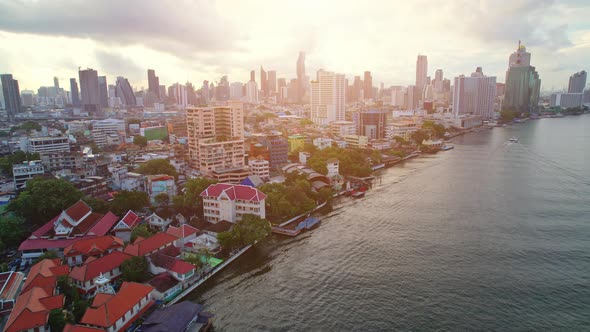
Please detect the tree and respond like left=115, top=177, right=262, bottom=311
left=317, top=187, right=334, bottom=203
left=82, top=196, right=110, bottom=214
left=137, top=159, right=178, bottom=178
left=0, top=215, right=26, bottom=248
left=121, top=256, right=149, bottom=282
left=411, top=130, right=430, bottom=145
left=173, top=177, right=217, bottom=217
left=422, top=121, right=446, bottom=138
left=154, top=193, right=170, bottom=207
left=7, top=178, right=83, bottom=226
left=182, top=254, right=202, bottom=268
left=217, top=214, right=272, bottom=250
left=130, top=224, right=154, bottom=242
left=500, top=109, right=519, bottom=123
left=0, top=151, right=41, bottom=176
left=300, top=119, right=314, bottom=126
left=48, top=309, right=66, bottom=332
left=133, top=135, right=148, bottom=148
left=72, top=299, right=88, bottom=323
left=110, top=191, right=149, bottom=216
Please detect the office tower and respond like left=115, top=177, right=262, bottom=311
left=250, top=70, right=255, bottom=82
left=21, top=90, right=34, bottom=107
left=297, top=51, right=306, bottom=103
left=171, top=83, right=188, bottom=109
left=1, top=74, right=21, bottom=121
left=364, top=71, right=373, bottom=100
left=186, top=82, right=198, bottom=105
left=416, top=55, right=428, bottom=93
left=115, top=76, right=136, bottom=106
left=98, top=76, right=108, bottom=108
left=147, top=69, right=160, bottom=99
left=310, top=69, right=346, bottom=126
left=69, top=78, right=80, bottom=107
left=53, top=77, right=59, bottom=89
left=186, top=102, right=247, bottom=181
left=78, top=68, right=100, bottom=113
left=452, top=67, right=497, bottom=119
left=246, top=80, right=259, bottom=103
left=406, top=85, right=417, bottom=110
left=230, top=82, right=244, bottom=99
left=201, top=80, right=210, bottom=105
left=260, top=67, right=267, bottom=97
left=568, top=70, right=587, bottom=93
left=359, top=108, right=389, bottom=139
left=504, top=41, right=541, bottom=113
left=267, top=70, right=277, bottom=95
left=353, top=76, right=363, bottom=102
left=159, top=85, right=166, bottom=99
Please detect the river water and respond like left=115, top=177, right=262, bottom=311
left=188, top=115, right=590, bottom=331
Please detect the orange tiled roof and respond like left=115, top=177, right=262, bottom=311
left=64, top=235, right=124, bottom=258
left=4, top=287, right=64, bottom=332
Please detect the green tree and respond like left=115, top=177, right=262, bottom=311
left=172, top=177, right=217, bottom=217
left=110, top=191, right=149, bottom=216
left=393, top=136, right=408, bottom=145
left=411, top=130, right=430, bottom=145
left=217, top=214, right=271, bottom=250
left=72, top=299, right=88, bottom=323
left=121, top=256, right=149, bottom=282
left=12, top=121, right=42, bottom=132
left=0, top=151, right=41, bottom=176
left=137, top=159, right=178, bottom=178
left=500, top=109, right=519, bottom=123
left=130, top=224, right=154, bottom=242
left=422, top=121, right=446, bottom=138
left=182, top=253, right=202, bottom=268
left=0, top=215, right=26, bottom=248
left=48, top=309, right=66, bottom=332
left=300, top=119, right=314, bottom=126
left=7, top=178, right=83, bottom=226
left=82, top=196, right=110, bottom=214
left=133, top=135, right=148, bottom=148
left=317, top=187, right=334, bottom=203
left=154, top=193, right=170, bottom=207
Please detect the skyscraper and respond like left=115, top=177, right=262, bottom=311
left=364, top=71, right=373, bottom=100
left=53, top=76, right=59, bottom=89
left=246, top=80, right=259, bottom=104
left=310, top=69, right=346, bottom=126
left=230, top=82, right=244, bottom=100
left=297, top=51, right=306, bottom=103
left=98, top=76, right=108, bottom=108
left=70, top=78, right=80, bottom=107
left=568, top=70, right=587, bottom=93
left=416, top=55, right=428, bottom=93
left=115, top=77, right=136, bottom=106
left=1, top=74, right=21, bottom=122
left=267, top=70, right=277, bottom=95
left=260, top=67, right=267, bottom=97
left=201, top=80, right=210, bottom=105
left=250, top=70, right=255, bottom=82
left=147, top=69, right=160, bottom=99
left=78, top=68, right=100, bottom=113
left=452, top=67, right=497, bottom=119
left=504, top=42, right=541, bottom=113
left=353, top=76, right=363, bottom=102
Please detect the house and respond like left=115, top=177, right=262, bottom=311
left=0, top=271, right=25, bottom=313
left=146, top=174, right=176, bottom=204
left=175, top=212, right=188, bottom=225
left=63, top=235, right=124, bottom=266
left=4, top=259, right=68, bottom=332
left=69, top=251, right=133, bottom=294
left=123, top=232, right=178, bottom=257
left=81, top=281, right=154, bottom=332
left=166, top=224, right=199, bottom=248
left=141, top=301, right=213, bottom=332
left=202, top=220, right=233, bottom=235
left=187, top=233, right=220, bottom=253
left=145, top=212, right=173, bottom=232
left=146, top=273, right=182, bottom=303
left=240, top=175, right=264, bottom=188
left=19, top=200, right=120, bottom=261
left=112, top=210, right=141, bottom=242
left=200, top=184, right=267, bottom=224
left=148, top=246, right=196, bottom=282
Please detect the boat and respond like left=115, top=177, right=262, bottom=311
left=371, top=163, right=385, bottom=171
left=441, top=145, right=454, bottom=151
left=509, top=137, right=518, bottom=143
left=352, top=191, right=365, bottom=199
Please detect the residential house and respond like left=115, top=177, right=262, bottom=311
left=141, top=301, right=213, bottom=332
left=63, top=235, right=124, bottom=266
left=146, top=175, right=176, bottom=204
left=81, top=282, right=154, bottom=332
left=0, top=271, right=25, bottom=312
left=200, top=184, right=267, bottom=224
left=148, top=246, right=196, bottom=282
left=123, top=233, right=178, bottom=257
left=69, top=251, right=133, bottom=294
left=145, top=212, right=173, bottom=232
left=112, top=210, right=141, bottom=242
left=146, top=273, right=182, bottom=303
left=166, top=225, right=199, bottom=248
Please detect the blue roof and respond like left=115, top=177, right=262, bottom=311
left=141, top=301, right=209, bottom=332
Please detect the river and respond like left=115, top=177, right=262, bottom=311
left=188, top=115, right=590, bottom=331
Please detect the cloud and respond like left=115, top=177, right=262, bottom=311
left=0, top=0, right=242, bottom=56
left=94, top=50, right=143, bottom=82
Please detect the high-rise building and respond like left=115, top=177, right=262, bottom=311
left=98, top=76, right=108, bottom=108
left=267, top=70, right=277, bottom=95
left=115, top=77, right=136, bottom=106
left=246, top=80, right=259, bottom=104
left=310, top=69, right=346, bottom=126
left=171, top=83, right=188, bottom=109
left=363, top=71, right=373, bottom=100
left=260, top=67, right=267, bottom=97
left=201, top=80, right=210, bottom=105
left=416, top=55, right=428, bottom=93
left=250, top=70, right=255, bottom=82
left=70, top=78, right=80, bottom=107
left=504, top=42, right=541, bottom=113
left=147, top=69, right=160, bottom=99
left=353, top=76, right=363, bottom=102
left=78, top=68, right=100, bottom=113
left=452, top=67, right=497, bottom=119
left=53, top=77, right=59, bottom=89
left=230, top=82, right=244, bottom=100
left=297, top=51, right=306, bottom=103
left=215, top=76, right=230, bottom=102
left=186, top=103, right=246, bottom=180
left=159, top=85, right=166, bottom=99
left=568, top=70, right=587, bottom=93
left=1, top=74, right=21, bottom=121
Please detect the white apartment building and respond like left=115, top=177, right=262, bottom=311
left=310, top=69, right=346, bottom=126
left=248, top=158, right=270, bottom=179
left=313, top=138, right=333, bottom=150
left=550, top=93, right=583, bottom=109
left=13, top=161, right=44, bottom=190
left=452, top=68, right=497, bottom=119
left=200, top=183, right=267, bottom=223
left=21, top=136, right=70, bottom=154
left=330, top=121, right=357, bottom=137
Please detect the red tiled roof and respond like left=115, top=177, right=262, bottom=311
left=71, top=212, right=103, bottom=235
left=65, top=200, right=92, bottom=222
left=4, top=288, right=64, bottom=332
left=166, top=225, right=199, bottom=238
left=81, top=282, right=153, bottom=328
left=31, top=216, right=59, bottom=238
left=120, top=210, right=141, bottom=229
left=70, top=252, right=132, bottom=282
left=200, top=183, right=267, bottom=202
left=123, top=233, right=178, bottom=257
left=18, top=237, right=92, bottom=251
left=64, top=235, right=124, bottom=258
left=149, top=175, right=174, bottom=182
left=64, top=324, right=105, bottom=332
left=169, top=261, right=196, bottom=274
left=22, top=259, right=69, bottom=294
left=147, top=273, right=179, bottom=293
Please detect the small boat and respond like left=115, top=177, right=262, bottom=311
left=509, top=137, right=518, bottom=143
left=441, top=145, right=454, bottom=151
left=352, top=191, right=365, bottom=199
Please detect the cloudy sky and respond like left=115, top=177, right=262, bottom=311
left=0, top=0, right=589, bottom=92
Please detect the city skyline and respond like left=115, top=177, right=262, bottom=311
left=0, top=1, right=589, bottom=91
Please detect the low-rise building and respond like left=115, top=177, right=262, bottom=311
left=200, top=183, right=267, bottom=224
left=0, top=271, right=25, bottom=312
left=146, top=175, right=176, bottom=204
left=313, top=137, right=333, bottom=150
left=64, top=235, right=124, bottom=266
left=145, top=213, right=173, bottom=232
left=12, top=160, right=44, bottom=190
left=288, top=134, right=306, bottom=153
left=343, top=135, right=369, bottom=149
left=329, top=120, right=357, bottom=137
left=123, top=232, right=178, bottom=257
left=387, top=120, right=420, bottom=141
left=69, top=251, right=133, bottom=294
left=112, top=210, right=141, bottom=242
left=248, top=157, right=270, bottom=179
left=21, top=136, right=70, bottom=154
